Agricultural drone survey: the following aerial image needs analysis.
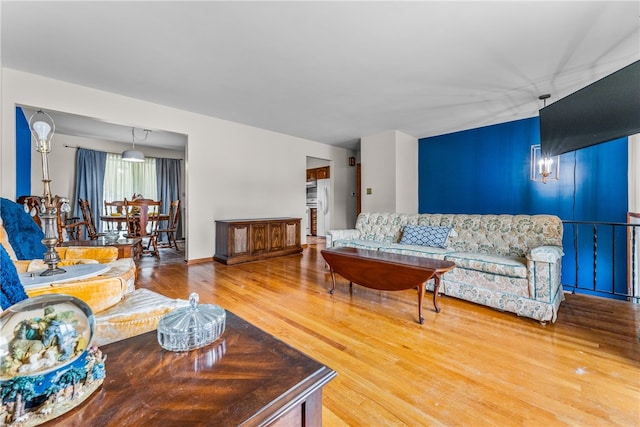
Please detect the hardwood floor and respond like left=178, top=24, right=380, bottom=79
left=135, top=241, right=640, bottom=426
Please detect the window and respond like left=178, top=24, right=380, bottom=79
left=103, top=153, right=157, bottom=202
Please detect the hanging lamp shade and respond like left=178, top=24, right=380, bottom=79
left=122, top=148, right=145, bottom=162
left=123, top=127, right=148, bottom=162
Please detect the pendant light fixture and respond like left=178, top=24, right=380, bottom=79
left=530, top=94, right=559, bottom=183
left=122, top=127, right=149, bottom=162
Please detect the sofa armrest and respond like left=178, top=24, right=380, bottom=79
left=24, top=258, right=137, bottom=314
left=57, top=246, right=119, bottom=263
left=526, top=245, right=564, bottom=303
left=326, top=229, right=361, bottom=247
left=12, top=247, right=119, bottom=273
left=527, top=245, right=564, bottom=263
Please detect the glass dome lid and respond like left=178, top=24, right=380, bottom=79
left=157, top=293, right=225, bottom=352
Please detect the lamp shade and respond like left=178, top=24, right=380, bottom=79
left=123, top=127, right=148, bottom=162
left=122, top=149, right=145, bottom=162
left=28, top=110, right=55, bottom=153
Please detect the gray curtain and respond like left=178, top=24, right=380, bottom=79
left=73, top=148, right=107, bottom=238
left=156, top=157, right=182, bottom=240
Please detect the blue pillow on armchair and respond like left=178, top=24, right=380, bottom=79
left=0, top=197, right=46, bottom=260
left=0, top=244, right=28, bottom=310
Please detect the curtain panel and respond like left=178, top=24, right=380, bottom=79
left=73, top=148, right=107, bottom=239
left=156, top=158, right=182, bottom=240
left=104, top=154, right=157, bottom=203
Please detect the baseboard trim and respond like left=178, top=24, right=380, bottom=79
left=186, top=257, right=214, bottom=265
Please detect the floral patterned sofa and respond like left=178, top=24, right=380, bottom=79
left=326, top=213, right=564, bottom=323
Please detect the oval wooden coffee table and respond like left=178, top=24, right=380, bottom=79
left=321, top=247, right=456, bottom=324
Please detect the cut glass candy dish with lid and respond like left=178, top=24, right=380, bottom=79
left=157, top=293, right=226, bottom=352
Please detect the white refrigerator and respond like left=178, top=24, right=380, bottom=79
left=316, top=178, right=330, bottom=237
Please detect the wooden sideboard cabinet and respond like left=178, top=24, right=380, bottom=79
left=214, top=218, right=302, bottom=265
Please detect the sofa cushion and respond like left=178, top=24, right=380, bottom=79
left=0, top=197, right=47, bottom=260
left=93, top=288, right=188, bottom=346
left=399, top=225, right=452, bottom=248
left=333, top=239, right=390, bottom=251
left=356, top=213, right=413, bottom=242
left=445, top=252, right=527, bottom=279
left=384, top=243, right=453, bottom=260
left=0, top=244, right=28, bottom=309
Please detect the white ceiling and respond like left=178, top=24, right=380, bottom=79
left=2, top=1, right=639, bottom=151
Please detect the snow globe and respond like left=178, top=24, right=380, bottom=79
left=0, top=294, right=105, bottom=425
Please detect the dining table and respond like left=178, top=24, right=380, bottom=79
left=100, top=213, right=169, bottom=232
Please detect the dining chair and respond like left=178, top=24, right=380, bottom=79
left=103, top=200, right=127, bottom=231
left=78, top=198, right=105, bottom=240
left=18, top=195, right=86, bottom=242
left=104, top=200, right=126, bottom=214
left=17, top=195, right=42, bottom=228
left=124, top=198, right=161, bottom=257
left=157, top=200, right=181, bottom=250
left=56, top=200, right=86, bottom=242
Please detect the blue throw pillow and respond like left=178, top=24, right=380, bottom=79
left=0, top=244, right=28, bottom=309
left=399, top=225, right=452, bottom=248
left=0, top=197, right=46, bottom=260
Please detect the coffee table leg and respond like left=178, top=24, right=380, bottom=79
left=432, top=274, right=442, bottom=313
left=329, top=269, right=337, bottom=294
left=417, top=282, right=425, bottom=324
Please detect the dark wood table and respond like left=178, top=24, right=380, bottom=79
left=60, top=237, right=143, bottom=263
left=45, top=311, right=336, bottom=426
left=100, top=213, right=170, bottom=231
left=321, top=247, right=456, bottom=324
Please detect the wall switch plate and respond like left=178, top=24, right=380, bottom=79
left=366, top=188, right=372, bottom=195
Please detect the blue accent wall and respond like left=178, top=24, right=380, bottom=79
left=16, top=107, right=31, bottom=197
left=418, top=116, right=628, bottom=297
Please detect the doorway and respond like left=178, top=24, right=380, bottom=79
left=306, top=156, right=331, bottom=240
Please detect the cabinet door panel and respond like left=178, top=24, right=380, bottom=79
left=306, top=169, right=317, bottom=181
left=269, top=223, right=285, bottom=251
left=310, top=209, right=317, bottom=236
left=251, top=223, right=268, bottom=254
left=284, top=221, right=300, bottom=248
left=230, top=225, right=249, bottom=256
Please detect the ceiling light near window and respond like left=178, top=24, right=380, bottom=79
left=123, top=127, right=150, bottom=162
left=122, top=148, right=145, bottom=162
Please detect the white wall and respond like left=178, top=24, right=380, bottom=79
left=2, top=69, right=357, bottom=261
left=307, top=157, right=329, bottom=169
left=395, top=131, right=418, bottom=214
left=361, top=130, right=397, bottom=212
left=360, top=130, right=418, bottom=214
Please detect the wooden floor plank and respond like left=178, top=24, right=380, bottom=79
left=137, top=243, right=640, bottom=426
